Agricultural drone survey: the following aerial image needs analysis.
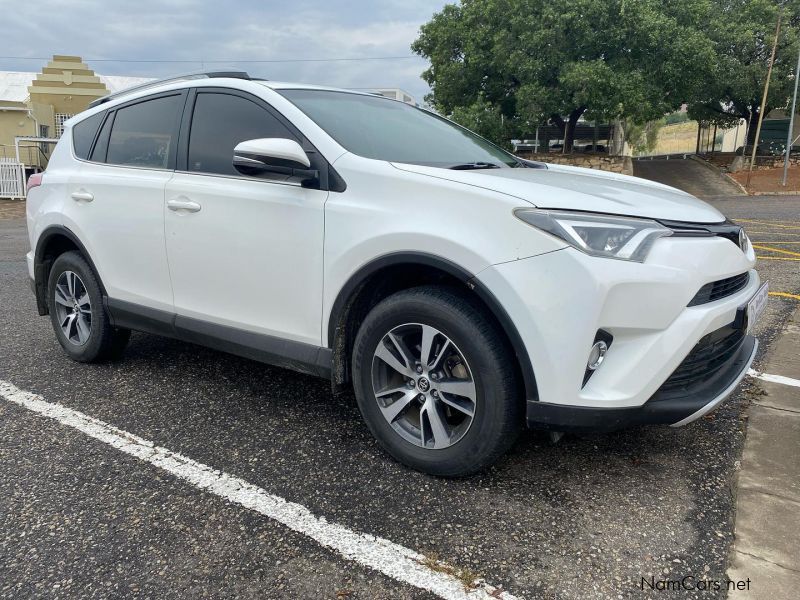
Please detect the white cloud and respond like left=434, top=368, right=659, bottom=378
left=0, top=0, right=443, bottom=102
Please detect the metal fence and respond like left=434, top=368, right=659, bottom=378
left=0, top=145, right=38, bottom=165
left=0, top=158, right=26, bottom=199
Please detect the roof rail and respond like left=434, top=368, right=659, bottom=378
left=88, top=70, right=253, bottom=108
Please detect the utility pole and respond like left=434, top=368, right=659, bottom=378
left=747, top=11, right=782, bottom=188
left=782, top=44, right=800, bottom=186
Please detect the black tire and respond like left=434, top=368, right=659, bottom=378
left=352, top=285, right=523, bottom=477
left=47, top=251, right=130, bottom=362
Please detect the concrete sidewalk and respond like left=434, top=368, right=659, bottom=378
left=728, top=307, right=800, bottom=599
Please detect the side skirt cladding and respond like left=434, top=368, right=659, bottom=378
left=106, top=298, right=332, bottom=379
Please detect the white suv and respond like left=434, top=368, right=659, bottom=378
left=26, top=71, right=767, bottom=476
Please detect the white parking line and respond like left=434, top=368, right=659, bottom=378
left=748, top=369, right=800, bottom=388
left=0, top=379, right=515, bottom=600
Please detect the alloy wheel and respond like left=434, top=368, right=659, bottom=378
left=53, top=271, right=92, bottom=345
left=371, top=323, right=477, bottom=449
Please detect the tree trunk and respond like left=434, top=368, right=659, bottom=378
left=745, top=106, right=764, bottom=148
left=563, top=107, right=586, bottom=153
left=695, top=124, right=702, bottom=155
left=549, top=108, right=588, bottom=153
left=711, top=123, right=718, bottom=154
left=549, top=114, right=566, bottom=151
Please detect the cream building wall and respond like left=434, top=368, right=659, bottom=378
left=0, top=107, right=37, bottom=162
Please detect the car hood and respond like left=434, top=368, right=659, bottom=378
left=391, top=161, right=725, bottom=224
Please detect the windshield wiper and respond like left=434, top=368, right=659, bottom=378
left=447, top=162, right=502, bottom=170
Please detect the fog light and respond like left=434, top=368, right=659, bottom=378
left=587, top=340, right=608, bottom=370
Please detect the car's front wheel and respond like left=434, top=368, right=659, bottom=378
left=352, top=285, right=522, bottom=477
left=47, top=251, right=130, bottom=362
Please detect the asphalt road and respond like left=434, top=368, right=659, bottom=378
left=1, top=195, right=799, bottom=599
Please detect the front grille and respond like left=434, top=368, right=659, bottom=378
left=659, top=219, right=745, bottom=251
left=688, top=273, right=749, bottom=307
left=657, top=323, right=746, bottom=395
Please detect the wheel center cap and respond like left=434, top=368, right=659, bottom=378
left=417, top=377, right=430, bottom=392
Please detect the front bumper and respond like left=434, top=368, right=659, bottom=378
left=477, top=234, right=759, bottom=430
left=526, top=335, right=757, bottom=431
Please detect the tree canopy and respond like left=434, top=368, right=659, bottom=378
left=412, top=0, right=800, bottom=151
left=688, top=0, right=800, bottom=146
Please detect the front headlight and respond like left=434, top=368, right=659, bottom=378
left=738, top=227, right=750, bottom=253
left=514, top=209, right=672, bottom=262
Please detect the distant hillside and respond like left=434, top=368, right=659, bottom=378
left=648, top=122, right=698, bottom=156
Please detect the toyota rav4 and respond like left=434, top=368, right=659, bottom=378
left=25, top=71, right=767, bottom=476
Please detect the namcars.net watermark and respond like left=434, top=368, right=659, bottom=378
left=641, top=575, right=752, bottom=592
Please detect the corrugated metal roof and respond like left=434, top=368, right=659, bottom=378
left=0, top=71, right=153, bottom=104
left=100, top=74, right=153, bottom=94
left=0, top=72, right=36, bottom=103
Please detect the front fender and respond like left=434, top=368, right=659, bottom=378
left=323, top=154, right=567, bottom=341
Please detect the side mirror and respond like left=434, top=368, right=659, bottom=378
left=233, top=138, right=319, bottom=186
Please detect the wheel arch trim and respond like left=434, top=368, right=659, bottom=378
left=33, top=225, right=107, bottom=315
left=327, top=251, right=538, bottom=402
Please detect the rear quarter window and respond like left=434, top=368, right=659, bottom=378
left=72, top=111, right=105, bottom=160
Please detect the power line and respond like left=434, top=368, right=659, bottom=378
left=0, top=55, right=418, bottom=64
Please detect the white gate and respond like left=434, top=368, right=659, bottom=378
left=0, top=158, right=26, bottom=199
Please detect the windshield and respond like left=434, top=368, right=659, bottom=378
left=277, top=89, right=520, bottom=168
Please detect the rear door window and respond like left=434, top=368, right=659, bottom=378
left=106, top=95, right=182, bottom=169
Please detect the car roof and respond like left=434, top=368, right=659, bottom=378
left=71, top=72, right=393, bottom=129
left=88, top=72, right=384, bottom=111
left=254, top=80, right=375, bottom=95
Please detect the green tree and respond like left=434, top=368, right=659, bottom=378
left=665, top=111, right=690, bottom=125
left=624, top=117, right=666, bottom=155
left=688, top=0, right=800, bottom=147
left=412, top=0, right=717, bottom=151
left=450, top=98, right=515, bottom=148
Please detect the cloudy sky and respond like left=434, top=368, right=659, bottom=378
left=1, top=0, right=446, bottom=103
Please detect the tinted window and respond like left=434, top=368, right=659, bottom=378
left=90, top=112, right=114, bottom=162
left=72, top=111, right=104, bottom=159
left=188, top=93, right=295, bottom=176
left=278, top=89, right=519, bottom=168
left=106, top=95, right=181, bottom=168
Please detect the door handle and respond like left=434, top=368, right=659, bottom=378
left=70, top=191, right=94, bottom=202
left=167, top=198, right=202, bottom=213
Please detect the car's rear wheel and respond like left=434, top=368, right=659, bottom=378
left=47, top=251, right=130, bottom=362
left=352, top=285, right=522, bottom=477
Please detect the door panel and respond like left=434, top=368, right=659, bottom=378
left=64, top=162, right=174, bottom=310
left=165, top=90, right=327, bottom=346
left=62, top=93, right=184, bottom=311
left=165, top=174, right=326, bottom=345
left=63, top=163, right=172, bottom=310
